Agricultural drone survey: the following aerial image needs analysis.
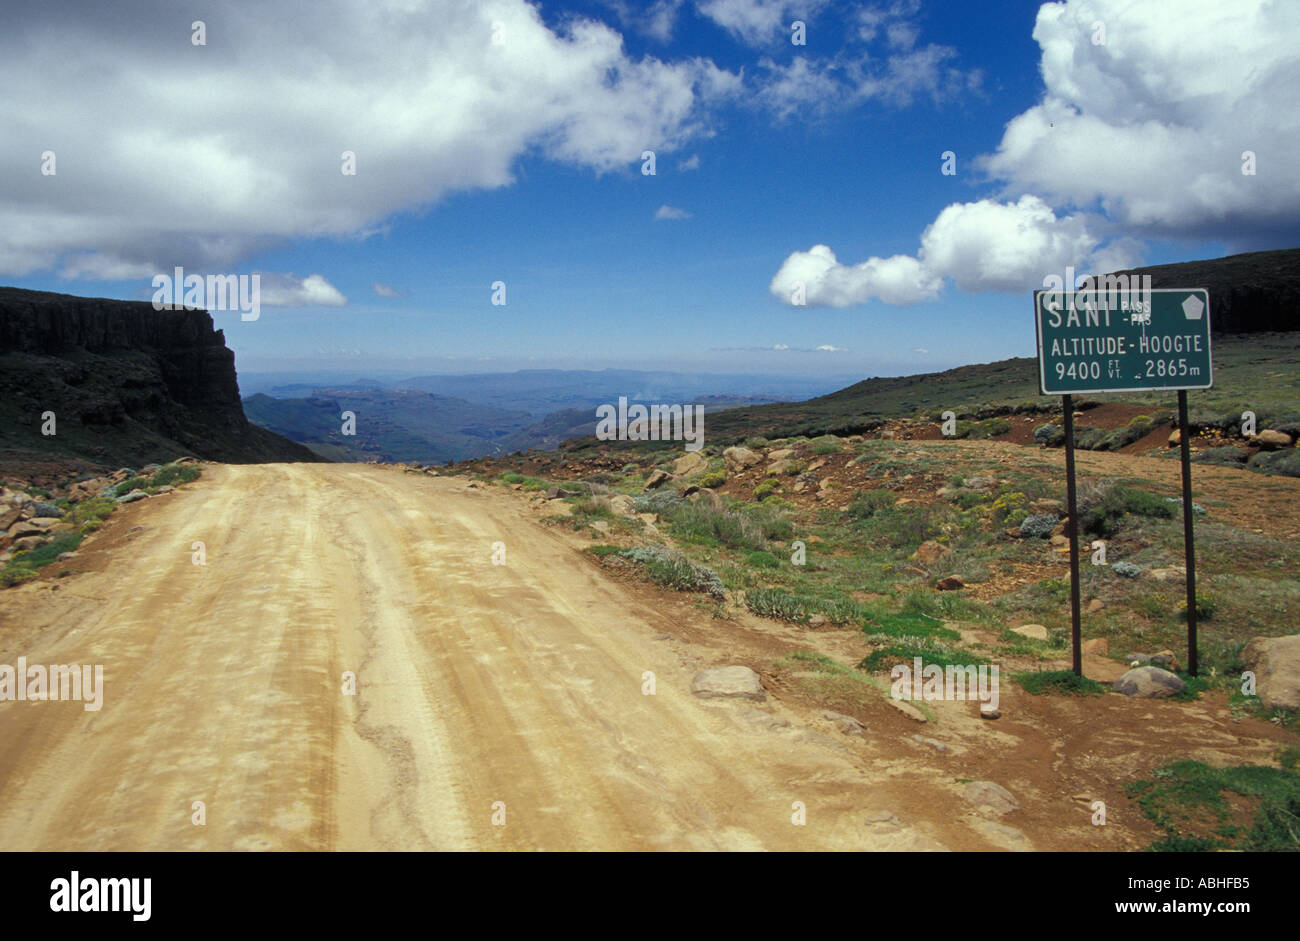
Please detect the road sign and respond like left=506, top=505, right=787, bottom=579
left=1035, top=288, right=1212, bottom=395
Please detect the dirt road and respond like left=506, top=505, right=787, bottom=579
left=0, top=463, right=968, bottom=851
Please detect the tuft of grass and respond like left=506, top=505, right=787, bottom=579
left=1013, top=670, right=1106, bottom=696
left=1125, top=760, right=1300, bottom=852
left=501, top=472, right=546, bottom=491
left=584, top=544, right=622, bottom=558
left=151, top=463, right=201, bottom=488
left=112, top=476, right=149, bottom=497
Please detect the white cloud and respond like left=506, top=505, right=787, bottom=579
left=912, top=347, right=928, bottom=354
left=654, top=204, right=692, bottom=220
left=770, top=196, right=1123, bottom=306
left=258, top=273, right=347, bottom=308
left=814, top=344, right=846, bottom=352
left=770, top=244, right=941, bottom=307
left=678, top=154, right=701, bottom=171
left=0, top=0, right=740, bottom=279
left=372, top=283, right=401, bottom=298
left=979, top=0, right=1300, bottom=245
left=697, top=0, right=823, bottom=46
left=769, top=0, right=1300, bottom=306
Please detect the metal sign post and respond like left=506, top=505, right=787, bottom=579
left=1034, top=287, right=1212, bottom=678
left=1062, top=393, right=1082, bottom=676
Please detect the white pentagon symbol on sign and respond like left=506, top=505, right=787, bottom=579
left=1182, top=294, right=1205, bottom=320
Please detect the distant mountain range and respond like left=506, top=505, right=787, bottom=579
left=241, top=372, right=821, bottom=463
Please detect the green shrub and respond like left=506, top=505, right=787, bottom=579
left=151, top=463, right=201, bottom=488
left=65, top=496, right=117, bottom=528
left=698, top=470, right=727, bottom=488
left=809, top=435, right=842, bottom=455
left=745, top=588, right=809, bottom=622
left=501, top=472, right=546, bottom=491
left=1013, top=670, right=1105, bottom=696
left=621, top=546, right=724, bottom=598
left=745, top=550, right=781, bottom=569
left=12, top=533, right=83, bottom=569
left=753, top=479, right=778, bottom=500
left=113, top=477, right=148, bottom=497
left=1177, top=593, right=1216, bottom=621
left=846, top=489, right=895, bottom=519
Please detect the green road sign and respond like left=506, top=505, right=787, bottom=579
left=1035, top=287, right=1212, bottom=395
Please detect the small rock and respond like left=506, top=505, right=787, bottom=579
left=964, top=780, right=1019, bottom=815
left=116, top=490, right=150, bottom=504
left=936, top=575, right=964, bottom=591
left=823, top=710, right=866, bottom=736
left=1082, top=637, right=1109, bottom=655
left=887, top=698, right=927, bottom=722
left=979, top=703, right=1001, bottom=719
left=1012, top=624, right=1049, bottom=641
left=911, top=734, right=946, bottom=753
left=1087, top=598, right=1104, bottom=613
left=692, top=666, right=766, bottom=701
left=807, top=614, right=827, bottom=628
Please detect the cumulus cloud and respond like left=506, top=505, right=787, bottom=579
left=770, top=244, right=941, bottom=307
left=770, top=196, right=1130, bottom=306
left=0, top=0, right=740, bottom=279
left=258, top=273, right=347, bottom=308
left=654, top=204, right=692, bottom=220
left=771, top=0, right=1297, bottom=306
left=979, top=0, right=1300, bottom=246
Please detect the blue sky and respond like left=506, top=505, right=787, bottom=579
left=3, top=0, right=1296, bottom=381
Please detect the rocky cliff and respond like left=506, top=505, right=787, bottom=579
left=1111, top=247, right=1300, bottom=334
left=0, top=286, right=323, bottom=465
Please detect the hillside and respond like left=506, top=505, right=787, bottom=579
left=0, top=287, right=322, bottom=466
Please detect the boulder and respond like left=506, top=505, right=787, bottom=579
left=766, top=458, right=796, bottom=476
left=1168, top=428, right=1181, bottom=447
left=1242, top=634, right=1300, bottom=710
left=7, top=520, right=48, bottom=539
left=723, top=446, right=762, bottom=472
left=691, top=666, right=766, bottom=702
left=1082, top=638, right=1110, bottom=655
left=936, top=575, right=965, bottom=591
left=963, top=780, right=1019, bottom=816
left=672, top=452, right=707, bottom=476
left=766, top=448, right=794, bottom=461
left=1113, top=666, right=1185, bottom=698
left=608, top=494, right=636, bottom=516
left=912, top=540, right=952, bottom=566
left=29, top=502, right=62, bottom=518
left=643, top=469, right=672, bottom=490
left=12, top=536, right=48, bottom=551
left=1249, top=429, right=1294, bottom=450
